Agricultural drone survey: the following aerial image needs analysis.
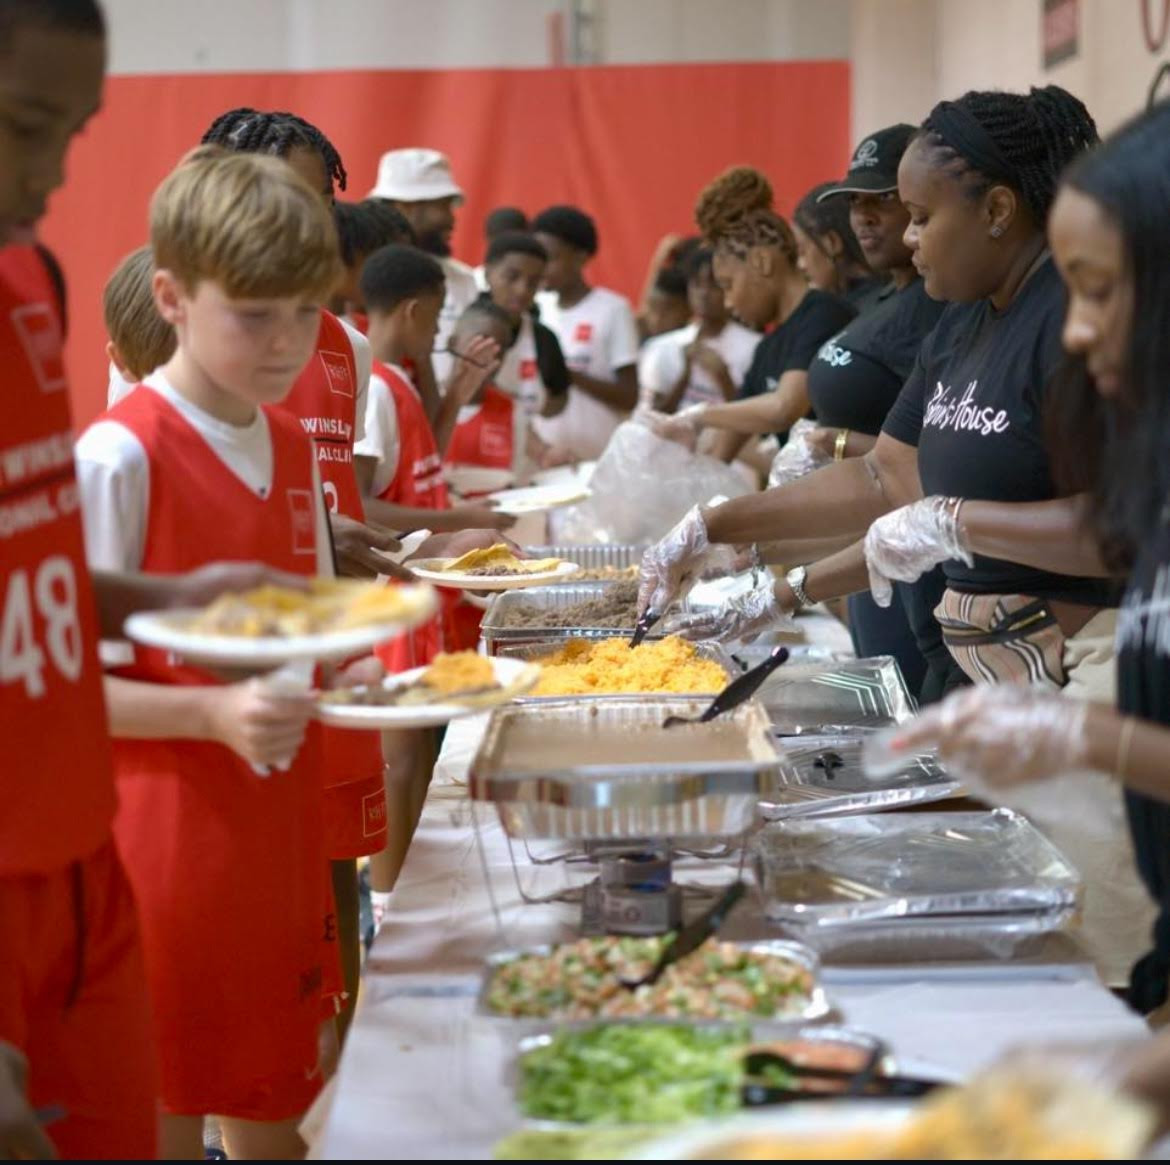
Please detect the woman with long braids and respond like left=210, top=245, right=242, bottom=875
left=869, top=100, right=1170, bottom=1016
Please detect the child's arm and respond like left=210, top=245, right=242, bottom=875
left=569, top=364, right=639, bottom=411
left=432, top=334, right=502, bottom=455
left=105, top=675, right=316, bottom=769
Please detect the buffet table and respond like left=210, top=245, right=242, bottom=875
left=310, top=606, right=1151, bottom=1159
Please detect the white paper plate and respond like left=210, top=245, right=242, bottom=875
left=123, top=585, right=437, bottom=667
left=634, top=1100, right=914, bottom=1159
left=316, top=657, right=540, bottom=729
left=444, top=464, right=515, bottom=497
left=408, top=559, right=581, bottom=591
left=487, top=482, right=592, bottom=515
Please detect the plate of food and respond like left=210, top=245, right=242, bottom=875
left=487, top=482, right=593, bottom=515
left=124, top=580, right=437, bottom=667
left=317, top=652, right=541, bottom=729
left=409, top=544, right=581, bottom=591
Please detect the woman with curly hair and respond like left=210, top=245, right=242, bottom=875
left=677, top=166, right=855, bottom=462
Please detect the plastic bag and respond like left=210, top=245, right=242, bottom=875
left=549, top=418, right=751, bottom=545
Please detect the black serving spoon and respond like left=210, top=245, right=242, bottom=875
left=619, top=881, right=746, bottom=990
left=663, top=646, right=790, bottom=729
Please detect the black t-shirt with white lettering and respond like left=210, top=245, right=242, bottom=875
left=1117, top=518, right=1170, bottom=1009
left=807, top=278, right=945, bottom=434
left=740, top=289, right=856, bottom=404
left=882, top=258, right=1112, bottom=605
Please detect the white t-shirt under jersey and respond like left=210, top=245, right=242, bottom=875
left=637, top=320, right=762, bottom=410
left=76, top=373, right=333, bottom=662
left=104, top=316, right=373, bottom=449
left=532, top=286, right=639, bottom=460
left=354, top=362, right=410, bottom=499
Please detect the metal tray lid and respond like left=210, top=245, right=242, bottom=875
left=752, top=808, right=1081, bottom=927
left=758, top=734, right=961, bottom=819
left=728, top=653, right=917, bottom=734
left=470, top=696, right=790, bottom=808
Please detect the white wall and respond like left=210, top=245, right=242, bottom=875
left=103, top=0, right=853, bottom=75
left=850, top=0, right=1170, bottom=139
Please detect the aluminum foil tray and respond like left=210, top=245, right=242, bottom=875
left=758, top=734, right=960, bottom=820
left=496, top=640, right=734, bottom=700
left=728, top=651, right=917, bottom=734
left=470, top=696, right=788, bottom=841
left=525, top=544, right=645, bottom=572
left=477, top=938, right=830, bottom=1021
left=752, top=808, right=1081, bottom=927
left=481, top=580, right=689, bottom=650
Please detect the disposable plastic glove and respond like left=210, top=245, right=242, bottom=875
left=661, top=578, right=795, bottom=644
left=864, top=496, right=973, bottom=607
left=767, top=419, right=832, bottom=489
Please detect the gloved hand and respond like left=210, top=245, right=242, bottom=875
left=661, top=578, right=795, bottom=644
left=863, top=496, right=973, bottom=607
left=876, top=684, right=1089, bottom=787
left=638, top=407, right=703, bottom=451
left=637, top=504, right=714, bottom=617
left=767, top=419, right=831, bottom=489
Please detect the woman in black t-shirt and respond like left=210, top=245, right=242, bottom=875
left=880, top=100, right=1170, bottom=1015
left=667, top=166, right=855, bottom=462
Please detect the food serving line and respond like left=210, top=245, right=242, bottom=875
left=303, top=548, right=1149, bottom=1160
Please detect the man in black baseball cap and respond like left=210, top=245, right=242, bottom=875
left=817, top=124, right=917, bottom=278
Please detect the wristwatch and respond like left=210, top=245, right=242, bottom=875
left=785, top=565, right=812, bottom=610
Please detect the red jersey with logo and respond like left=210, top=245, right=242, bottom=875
left=445, top=386, right=515, bottom=471
left=370, top=359, right=453, bottom=669
left=281, top=310, right=386, bottom=859
left=0, top=245, right=115, bottom=876
left=98, top=388, right=330, bottom=1118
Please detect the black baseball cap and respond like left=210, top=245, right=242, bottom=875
left=816, top=124, right=917, bottom=201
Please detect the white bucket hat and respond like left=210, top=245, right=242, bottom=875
left=369, top=148, right=465, bottom=204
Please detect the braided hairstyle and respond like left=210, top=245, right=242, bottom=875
left=201, top=107, right=348, bottom=196
left=793, top=181, right=868, bottom=270
left=694, top=165, right=773, bottom=241
left=693, top=165, right=796, bottom=267
left=918, top=85, right=1098, bottom=225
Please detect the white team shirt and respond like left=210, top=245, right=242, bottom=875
left=532, top=286, right=639, bottom=460
left=433, top=257, right=481, bottom=386
left=495, top=312, right=548, bottom=419
left=637, top=320, right=762, bottom=409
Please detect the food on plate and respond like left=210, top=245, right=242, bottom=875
left=692, top=1068, right=1155, bottom=1159
left=321, top=651, right=522, bottom=708
left=496, top=582, right=641, bottom=630
left=529, top=637, right=726, bottom=696
left=441, top=544, right=566, bottom=577
left=518, top=1023, right=746, bottom=1125
left=183, top=580, right=429, bottom=638
left=486, top=936, right=814, bottom=1020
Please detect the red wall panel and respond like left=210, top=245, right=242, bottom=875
left=39, top=60, right=850, bottom=424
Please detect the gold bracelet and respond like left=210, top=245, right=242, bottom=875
left=1116, top=715, right=1136, bottom=778
left=834, top=428, right=850, bottom=461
